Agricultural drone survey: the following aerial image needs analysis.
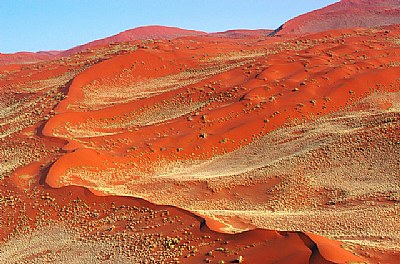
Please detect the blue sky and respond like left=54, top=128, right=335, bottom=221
left=0, top=0, right=338, bottom=53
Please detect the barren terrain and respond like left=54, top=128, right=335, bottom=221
left=1, top=20, right=399, bottom=264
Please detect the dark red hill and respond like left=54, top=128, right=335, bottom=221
left=274, top=0, right=400, bottom=35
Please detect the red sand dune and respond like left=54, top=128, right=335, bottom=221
left=274, top=0, right=400, bottom=35
left=43, top=26, right=400, bottom=194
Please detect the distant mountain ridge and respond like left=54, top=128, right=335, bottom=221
left=2, top=26, right=274, bottom=62
left=61, top=25, right=206, bottom=56
left=3, top=0, right=400, bottom=62
left=0, top=51, right=60, bottom=66
left=273, top=0, right=400, bottom=35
